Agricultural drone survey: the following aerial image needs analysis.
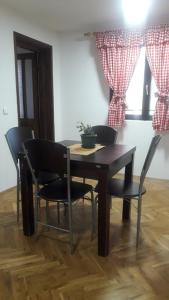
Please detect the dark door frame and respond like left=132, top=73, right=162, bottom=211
left=13, top=32, right=55, bottom=141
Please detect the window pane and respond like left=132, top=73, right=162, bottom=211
left=126, top=48, right=145, bottom=115
left=149, top=76, right=157, bottom=116
left=17, top=60, right=24, bottom=119
left=25, top=59, right=34, bottom=119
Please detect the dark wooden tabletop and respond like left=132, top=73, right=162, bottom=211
left=60, top=140, right=136, bottom=167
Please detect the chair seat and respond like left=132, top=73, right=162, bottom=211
left=39, top=179, right=93, bottom=202
left=37, top=171, right=59, bottom=185
left=95, top=178, right=146, bottom=198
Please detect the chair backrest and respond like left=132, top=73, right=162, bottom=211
left=23, top=139, right=70, bottom=185
left=139, top=135, right=161, bottom=191
left=91, top=125, right=117, bottom=145
left=5, top=127, right=34, bottom=168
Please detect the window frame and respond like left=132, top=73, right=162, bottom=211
left=110, top=56, right=153, bottom=121
left=125, top=56, right=152, bottom=120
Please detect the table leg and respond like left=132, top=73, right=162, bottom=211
left=20, top=156, right=34, bottom=236
left=122, top=153, right=134, bottom=220
left=97, top=169, right=111, bottom=257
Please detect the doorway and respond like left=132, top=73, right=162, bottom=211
left=14, top=32, right=55, bottom=140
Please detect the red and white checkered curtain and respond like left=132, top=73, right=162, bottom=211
left=145, top=26, right=169, bottom=131
left=96, top=31, right=142, bottom=127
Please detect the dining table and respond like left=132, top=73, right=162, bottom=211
left=20, top=140, right=136, bottom=257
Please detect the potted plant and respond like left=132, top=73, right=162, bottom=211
left=77, top=122, right=97, bottom=149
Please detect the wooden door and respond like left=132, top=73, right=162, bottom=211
left=14, top=32, right=55, bottom=141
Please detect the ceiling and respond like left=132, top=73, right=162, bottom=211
left=0, top=0, right=169, bottom=32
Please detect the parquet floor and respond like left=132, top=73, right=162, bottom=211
left=0, top=177, right=169, bottom=299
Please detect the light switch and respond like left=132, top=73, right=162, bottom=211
left=2, top=106, right=8, bottom=115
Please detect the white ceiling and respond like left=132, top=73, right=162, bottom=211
left=0, top=0, right=169, bottom=32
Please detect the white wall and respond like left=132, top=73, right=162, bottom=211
left=0, top=6, right=62, bottom=192
left=59, top=33, right=169, bottom=180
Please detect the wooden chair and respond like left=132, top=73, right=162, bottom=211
left=23, top=139, right=96, bottom=253
left=5, top=127, right=58, bottom=222
left=95, top=135, right=161, bottom=247
left=91, top=125, right=118, bottom=145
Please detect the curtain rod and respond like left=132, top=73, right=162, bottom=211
left=84, top=25, right=169, bottom=37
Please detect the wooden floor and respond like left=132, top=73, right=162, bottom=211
left=0, top=177, right=169, bottom=299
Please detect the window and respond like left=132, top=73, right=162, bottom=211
left=125, top=47, right=157, bottom=120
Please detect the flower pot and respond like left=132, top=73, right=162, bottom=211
left=81, top=134, right=97, bottom=149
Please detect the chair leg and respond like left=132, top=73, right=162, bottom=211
left=82, top=177, right=86, bottom=203
left=64, top=203, right=67, bottom=216
left=37, top=185, right=41, bottom=209
left=68, top=202, right=74, bottom=254
left=34, top=194, right=40, bottom=234
left=110, top=198, right=112, bottom=209
left=136, top=195, right=142, bottom=248
left=46, top=201, right=49, bottom=224
left=91, top=191, right=96, bottom=239
left=57, top=202, right=60, bottom=224
left=16, top=175, right=20, bottom=223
